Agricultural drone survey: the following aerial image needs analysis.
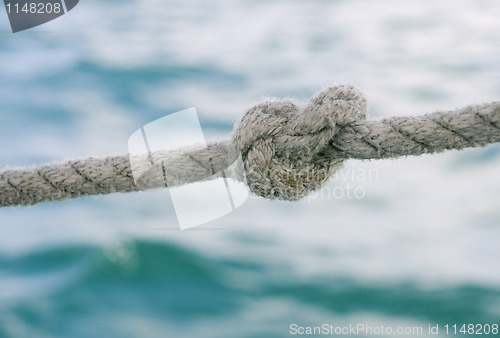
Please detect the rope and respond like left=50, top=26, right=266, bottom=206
left=1, top=85, right=498, bottom=207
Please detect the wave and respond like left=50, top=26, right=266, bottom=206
left=1, top=240, right=499, bottom=337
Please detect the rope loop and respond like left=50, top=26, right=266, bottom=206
left=1, top=86, right=497, bottom=207
left=233, top=85, right=367, bottom=200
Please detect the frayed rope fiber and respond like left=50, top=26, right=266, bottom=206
left=1, top=85, right=499, bottom=207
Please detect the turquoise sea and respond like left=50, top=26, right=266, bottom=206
left=0, top=1, right=499, bottom=337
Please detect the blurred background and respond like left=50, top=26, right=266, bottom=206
left=0, top=0, right=499, bottom=337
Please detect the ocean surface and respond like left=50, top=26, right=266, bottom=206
left=0, top=0, right=499, bottom=337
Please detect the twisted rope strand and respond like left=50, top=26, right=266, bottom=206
left=1, top=85, right=498, bottom=207
left=325, top=102, right=500, bottom=160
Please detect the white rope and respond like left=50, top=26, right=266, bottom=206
left=1, top=85, right=498, bottom=206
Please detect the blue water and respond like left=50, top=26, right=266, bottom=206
left=1, top=1, right=500, bottom=337
left=1, top=240, right=499, bottom=337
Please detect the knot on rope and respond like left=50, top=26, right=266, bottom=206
left=233, top=84, right=367, bottom=201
